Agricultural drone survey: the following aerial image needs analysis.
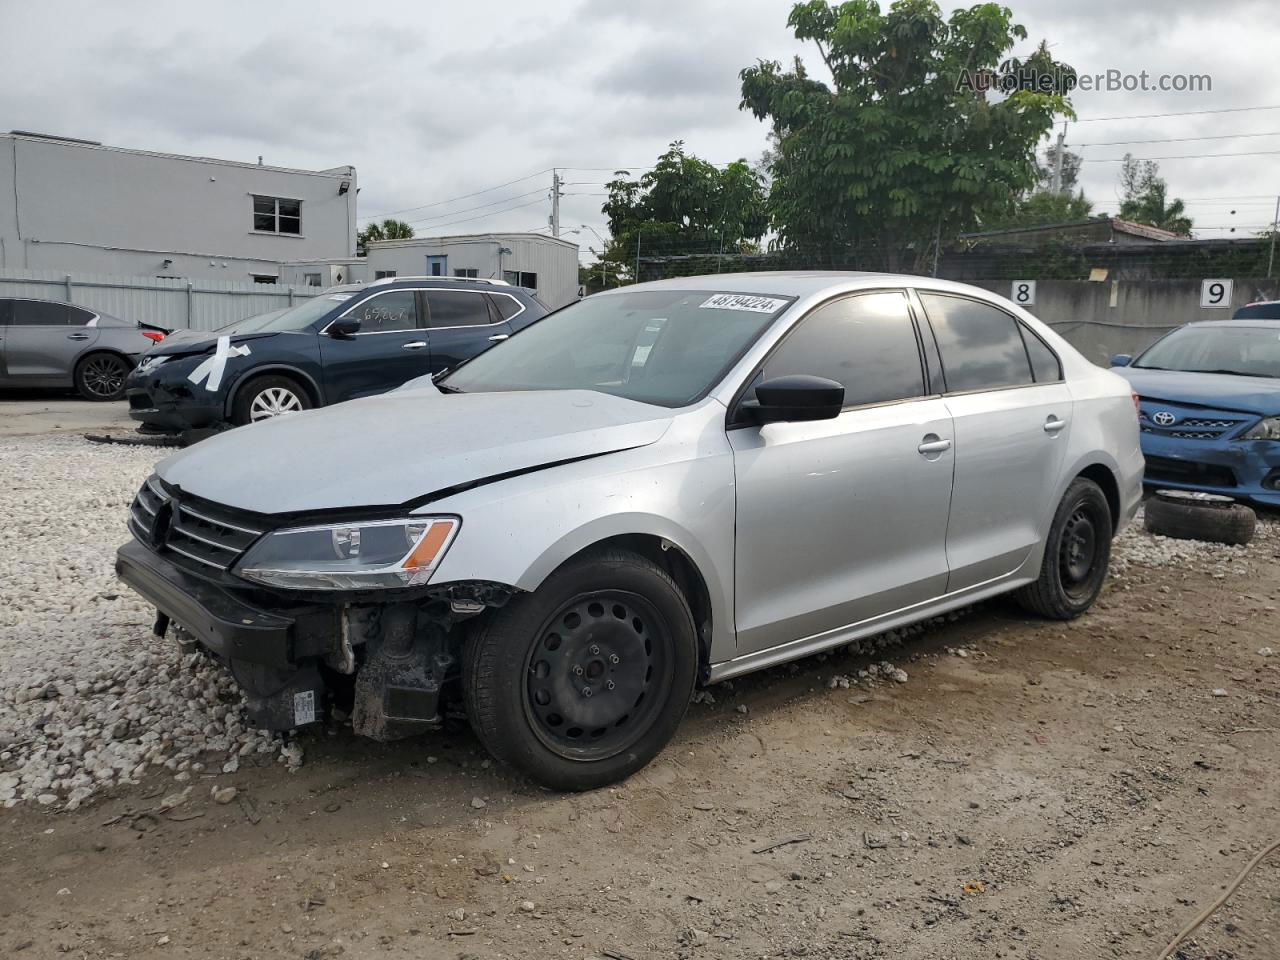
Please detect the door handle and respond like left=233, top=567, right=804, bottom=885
left=67, top=333, right=91, bottom=341
left=1044, top=415, right=1067, bottom=434
left=401, top=341, right=428, bottom=350
left=917, top=437, right=952, bottom=455
left=487, top=334, right=509, bottom=342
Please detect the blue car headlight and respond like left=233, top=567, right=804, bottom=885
left=236, top=516, right=459, bottom=590
left=1238, top=417, right=1280, bottom=441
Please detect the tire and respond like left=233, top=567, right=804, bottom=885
left=231, top=374, right=312, bottom=426
left=1016, top=477, right=1113, bottom=620
left=74, top=352, right=132, bottom=401
left=463, top=548, right=698, bottom=791
left=1144, top=491, right=1256, bottom=546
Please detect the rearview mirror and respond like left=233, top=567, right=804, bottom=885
left=328, top=317, right=361, bottom=338
left=1110, top=353, right=1132, bottom=367
left=743, top=375, right=845, bottom=424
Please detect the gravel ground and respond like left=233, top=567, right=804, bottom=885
left=2, top=432, right=1278, bottom=960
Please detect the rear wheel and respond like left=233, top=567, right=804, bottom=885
left=74, top=352, right=131, bottom=401
left=463, top=548, right=698, bottom=790
left=231, top=374, right=311, bottom=425
left=1016, top=477, right=1112, bottom=620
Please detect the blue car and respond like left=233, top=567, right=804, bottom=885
left=126, top=277, right=547, bottom=433
left=1112, top=318, right=1280, bottom=505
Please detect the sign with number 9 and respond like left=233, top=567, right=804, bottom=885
left=1200, top=279, right=1233, bottom=309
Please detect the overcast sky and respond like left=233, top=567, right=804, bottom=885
left=4, top=0, right=1278, bottom=257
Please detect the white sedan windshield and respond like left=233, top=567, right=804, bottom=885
left=440, top=290, right=793, bottom=407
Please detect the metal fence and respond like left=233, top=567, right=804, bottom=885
left=0, top=268, right=319, bottom=331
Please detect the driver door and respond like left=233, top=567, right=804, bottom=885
left=728, top=291, right=955, bottom=656
left=318, top=290, right=431, bottom=402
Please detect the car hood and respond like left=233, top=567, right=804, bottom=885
left=1115, top=367, right=1280, bottom=416
left=149, top=330, right=283, bottom=357
left=156, top=388, right=675, bottom=514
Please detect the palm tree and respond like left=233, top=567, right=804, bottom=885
left=358, top=218, right=415, bottom=250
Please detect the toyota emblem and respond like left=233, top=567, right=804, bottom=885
left=1152, top=411, right=1177, bottom=426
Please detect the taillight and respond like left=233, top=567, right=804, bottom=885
left=143, top=331, right=165, bottom=343
left=1131, top=391, right=1140, bottom=415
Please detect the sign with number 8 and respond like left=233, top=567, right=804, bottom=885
left=1010, top=280, right=1036, bottom=306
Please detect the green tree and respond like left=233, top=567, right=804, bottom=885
left=981, top=144, right=1093, bottom=229
left=739, top=1, right=1074, bottom=270
left=1117, top=154, right=1192, bottom=236
left=357, top=218, right=415, bottom=251
left=600, top=141, right=768, bottom=275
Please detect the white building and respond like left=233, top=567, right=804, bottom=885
left=277, top=258, right=369, bottom=288
left=365, top=232, right=580, bottom=308
left=0, top=131, right=357, bottom=283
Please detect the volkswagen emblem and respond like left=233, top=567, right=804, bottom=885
left=150, top=500, right=174, bottom=549
left=1152, top=411, right=1177, bottom=426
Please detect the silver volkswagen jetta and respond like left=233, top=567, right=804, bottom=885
left=116, top=272, right=1143, bottom=790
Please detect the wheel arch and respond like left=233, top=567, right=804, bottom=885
left=1075, top=461, right=1121, bottom=532
left=224, top=364, right=323, bottom=416
left=74, top=347, right=134, bottom=374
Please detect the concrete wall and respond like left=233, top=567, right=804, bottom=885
left=969, top=277, right=1280, bottom=365
left=277, top=259, right=369, bottom=288
left=0, top=134, right=356, bottom=283
left=0, top=267, right=319, bottom=332
left=365, top=233, right=580, bottom=308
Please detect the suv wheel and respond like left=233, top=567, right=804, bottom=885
left=232, top=375, right=312, bottom=425
left=75, top=352, right=131, bottom=401
left=1016, top=477, right=1112, bottom=620
left=463, top=548, right=698, bottom=791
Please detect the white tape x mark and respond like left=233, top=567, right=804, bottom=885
left=187, top=336, right=251, bottom=392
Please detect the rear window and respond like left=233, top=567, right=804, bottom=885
left=920, top=294, right=1034, bottom=392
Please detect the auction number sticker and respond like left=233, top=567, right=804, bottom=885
left=699, top=293, right=787, bottom=313
left=293, top=690, right=317, bottom=725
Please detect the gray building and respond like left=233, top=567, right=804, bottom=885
left=0, top=131, right=357, bottom=283
left=365, top=232, right=580, bottom=308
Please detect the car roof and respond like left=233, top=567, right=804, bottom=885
left=1184, top=318, right=1280, bottom=329
left=601, top=271, right=1005, bottom=300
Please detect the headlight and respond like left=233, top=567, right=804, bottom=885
left=1238, top=417, right=1280, bottom=441
left=236, top=517, right=458, bottom=590
left=135, top=355, right=169, bottom=375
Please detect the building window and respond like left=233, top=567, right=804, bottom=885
left=251, top=274, right=278, bottom=284
left=454, top=268, right=479, bottom=278
left=303, top=273, right=322, bottom=287
left=503, top=270, right=538, bottom=290
left=374, top=270, right=397, bottom=280
left=252, top=195, right=301, bottom=235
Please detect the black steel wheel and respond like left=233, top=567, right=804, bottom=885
left=75, top=352, right=131, bottom=401
left=523, top=591, right=669, bottom=762
left=464, top=547, right=698, bottom=790
left=1016, top=477, right=1113, bottom=620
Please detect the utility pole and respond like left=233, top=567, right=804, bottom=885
left=1269, top=195, right=1280, bottom=278
left=1050, top=122, right=1067, bottom=195
left=550, top=170, right=563, bottom=238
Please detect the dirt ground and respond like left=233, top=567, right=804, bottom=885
left=1, top=435, right=1278, bottom=959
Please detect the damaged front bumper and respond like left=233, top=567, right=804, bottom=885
left=115, top=538, right=513, bottom=736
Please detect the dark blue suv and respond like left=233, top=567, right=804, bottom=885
left=126, top=278, right=547, bottom=433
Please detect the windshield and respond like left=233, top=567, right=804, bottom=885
left=1135, top=324, right=1280, bottom=378
left=239, top=289, right=362, bottom=333
left=440, top=289, right=794, bottom=407
left=216, top=308, right=289, bottom=334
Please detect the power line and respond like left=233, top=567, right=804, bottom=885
left=410, top=197, right=548, bottom=233
left=1073, top=104, right=1280, bottom=123
left=360, top=167, right=552, bottom=222
left=1081, top=149, right=1280, bottom=162
left=1071, top=131, right=1280, bottom=147
left=401, top=187, right=548, bottom=227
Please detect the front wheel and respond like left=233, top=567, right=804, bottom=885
left=231, top=374, right=312, bottom=425
left=463, top=548, right=698, bottom=791
left=1016, top=477, right=1113, bottom=620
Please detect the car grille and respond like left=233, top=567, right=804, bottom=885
left=1144, top=455, right=1237, bottom=489
left=1137, top=403, right=1248, bottom=441
left=129, top=476, right=265, bottom=572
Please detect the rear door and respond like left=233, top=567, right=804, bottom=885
left=317, top=290, right=431, bottom=402
left=914, top=291, right=1071, bottom=591
left=422, top=289, right=513, bottom=373
left=3, top=300, right=99, bottom=382
left=729, top=290, right=955, bottom=655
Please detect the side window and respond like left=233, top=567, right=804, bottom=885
left=11, top=300, right=70, bottom=326
left=757, top=291, right=925, bottom=407
left=0, top=300, right=12, bottom=325
left=347, top=291, right=417, bottom=333
left=1020, top=326, right=1062, bottom=382
left=490, top=294, right=524, bottom=321
left=426, top=291, right=492, bottom=328
left=919, top=294, right=1034, bottom=392
left=67, top=306, right=97, bottom=326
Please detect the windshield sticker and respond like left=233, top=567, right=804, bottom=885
left=327, top=294, right=354, bottom=301
left=699, top=293, right=787, bottom=314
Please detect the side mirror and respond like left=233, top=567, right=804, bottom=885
left=743, top=375, right=845, bottom=424
left=1110, top=353, right=1132, bottom=367
left=328, top=316, right=361, bottom=338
